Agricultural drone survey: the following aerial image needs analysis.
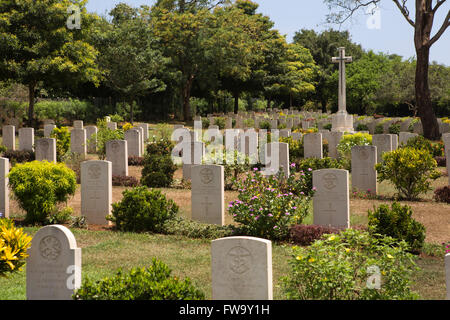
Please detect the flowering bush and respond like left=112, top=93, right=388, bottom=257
left=337, top=132, right=372, bottom=170
left=294, top=158, right=343, bottom=196
left=281, top=229, right=420, bottom=300
left=228, top=166, right=312, bottom=241
left=0, top=219, right=32, bottom=277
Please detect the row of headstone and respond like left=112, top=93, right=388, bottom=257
left=25, top=223, right=274, bottom=300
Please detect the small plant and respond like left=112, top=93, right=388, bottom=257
left=388, top=122, right=401, bottom=135
left=8, top=161, right=77, bottom=224
left=70, top=216, right=88, bottom=229
left=368, top=202, right=426, bottom=254
left=0, top=219, right=32, bottom=277
left=356, top=123, right=369, bottom=131
left=112, top=175, right=140, bottom=187
left=73, top=258, right=205, bottom=300
left=434, top=186, right=450, bottom=204
left=279, top=136, right=303, bottom=160
left=128, top=156, right=144, bottom=166
left=323, top=123, right=332, bottom=131
left=289, top=225, right=340, bottom=246
left=375, top=147, right=441, bottom=200
left=50, top=126, right=70, bottom=162
left=109, top=187, right=179, bottom=233
left=0, top=145, right=7, bottom=155
left=161, top=216, right=235, bottom=239
left=281, top=229, right=420, bottom=300
left=228, top=167, right=312, bottom=241
left=45, top=206, right=74, bottom=225
left=259, top=120, right=271, bottom=130
left=89, top=119, right=124, bottom=160
left=214, top=117, right=226, bottom=130
left=141, top=138, right=177, bottom=188
left=2, top=150, right=35, bottom=166
left=375, top=123, right=384, bottom=134
left=109, top=114, right=124, bottom=123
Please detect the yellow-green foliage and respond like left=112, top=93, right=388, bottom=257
left=8, top=161, right=77, bottom=224
left=0, top=219, right=32, bottom=277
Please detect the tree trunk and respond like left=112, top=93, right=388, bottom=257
left=130, top=99, right=134, bottom=124
left=233, top=91, right=240, bottom=114
left=27, top=81, right=36, bottom=128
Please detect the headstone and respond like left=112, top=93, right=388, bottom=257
left=239, top=130, right=259, bottom=164
left=191, top=165, right=224, bottom=225
left=351, top=146, right=377, bottom=195
left=136, top=126, right=145, bottom=155
left=182, top=142, right=205, bottom=180
left=124, top=129, right=142, bottom=157
left=413, top=121, right=423, bottom=134
left=399, top=132, right=418, bottom=145
left=73, top=120, right=83, bottom=129
left=85, top=126, right=98, bottom=154
left=26, top=225, right=81, bottom=300
left=225, top=117, right=233, bottom=129
left=35, top=138, right=57, bottom=163
left=390, top=134, right=399, bottom=150
left=2, top=125, right=15, bottom=151
left=44, top=124, right=56, bottom=138
left=280, top=129, right=291, bottom=138
left=270, top=119, right=278, bottom=130
left=136, top=123, right=149, bottom=142
left=323, top=131, right=343, bottom=159
left=292, top=132, right=303, bottom=141
left=211, top=236, right=273, bottom=300
left=372, top=134, right=393, bottom=163
left=106, top=122, right=117, bottom=131
left=70, top=129, right=87, bottom=156
left=0, top=157, right=9, bottom=218
left=262, top=142, right=289, bottom=177
left=304, top=133, right=323, bottom=159
left=81, top=160, right=112, bottom=225
left=106, top=140, right=128, bottom=177
left=313, top=169, right=350, bottom=229
left=19, top=128, right=34, bottom=151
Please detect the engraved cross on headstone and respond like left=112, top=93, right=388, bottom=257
left=332, top=47, right=352, bottom=113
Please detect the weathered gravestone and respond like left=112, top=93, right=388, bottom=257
left=372, top=134, right=393, bottom=163
left=106, top=140, right=128, bottom=177
left=73, top=120, right=83, bottom=129
left=211, top=236, right=273, bottom=300
left=2, top=125, right=15, bottom=151
left=351, top=146, right=377, bottom=195
left=85, top=126, right=98, bottom=154
left=304, top=133, right=323, bottom=159
left=19, top=128, right=34, bottom=151
left=44, top=124, right=56, bottom=138
left=0, top=157, right=9, bottom=218
left=323, top=131, right=343, bottom=159
left=81, top=160, right=112, bottom=225
left=70, top=128, right=87, bottom=156
left=399, top=132, right=418, bottom=145
left=35, top=138, right=57, bottom=163
left=124, top=129, right=142, bottom=157
left=136, top=123, right=149, bottom=143
left=26, top=225, right=81, bottom=300
left=313, top=169, right=350, bottom=229
left=261, top=142, right=289, bottom=177
left=191, top=165, right=224, bottom=226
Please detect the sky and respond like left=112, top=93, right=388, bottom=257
left=85, top=0, right=450, bottom=66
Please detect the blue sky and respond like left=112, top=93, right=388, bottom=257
left=86, top=0, right=450, bottom=66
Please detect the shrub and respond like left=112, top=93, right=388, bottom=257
left=434, top=186, right=450, bottom=204
left=128, top=156, right=144, bottom=166
left=45, top=206, right=74, bottom=225
left=8, top=161, right=77, bottom=224
left=289, top=225, right=340, bottom=246
left=375, top=147, right=441, bottom=200
left=434, top=156, right=446, bottom=167
left=336, top=132, right=372, bottom=170
left=146, top=139, right=174, bottom=156
left=109, top=114, right=124, bottom=123
left=161, top=216, right=235, bottom=239
left=356, top=123, right=369, bottom=131
left=73, top=258, right=205, bottom=300
left=214, top=117, right=226, bottom=130
left=0, top=145, right=7, bottom=155
left=2, top=150, right=35, bottom=166
left=0, top=219, right=32, bottom=277
left=388, top=122, right=401, bottom=135
left=259, top=120, right=271, bottom=130
left=368, top=202, right=426, bottom=254
left=90, top=119, right=124, bottom=160
left=279, top=136, right=303, bottom=160
left=375, top=123, right=384, bottom=134
left=141, top=154, right=177, bottom=188
left=201, top=118, right=210, bottom=129
left=109, top=187, right=179, bottom=233
left=323, top=123, right=332, bottom=131
left=228, top=167, right=312, bottom=241
left=404, top=136, right=433, bottom=155
left=281, top=229, right=420, bottom=300
left=50, top=126, right=71, bottom=162
left=112, top=175, right=140, bottom=187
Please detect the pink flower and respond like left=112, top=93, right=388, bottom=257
left=268, top=214, right=273, bottom=217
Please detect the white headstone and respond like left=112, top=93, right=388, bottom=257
left=304, top=133, right=323, bottom=159
left=85, top=126, right=98, bottom=154
left=136, top=123, right=149, bottom=143
left=70, top=129, right=87, bottom=156
left=35, top=138, right=57, bottom=163
left=19, top=128, right=34, bottom=151
left=313, top=169, right=350, bottom=229
left=0, top=157, right=9, bottom=218
left=106, top=140, right=128, bottom=177
left=81, top=160, right=112, bottom=225
left=106, top=122, right=117, bottom=131
left=323, top=131, right=343, bottom=159
left=44, top=124, right=56, bottom=138
left=2, top=125, right=15, bottom=151
left=26, top=225, right=81, bottom=300
left=211, top=236, right=273, bottom=300
left=182, top=142, right=205, bottom=180
left=372, top=134, right=393, bottom=163
left=73, top=120, right=83, bottom=129
left=124, top=129, right=142, bottom=157
left=399, top=132, right=418, bottom=145
left=262, top=142, right=289, bottom=177
left=351, top=146, right=377, bottom=195
left=191, top=165, right=224, bottom=226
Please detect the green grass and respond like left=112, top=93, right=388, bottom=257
left=0, top=226, right=446, bottom=300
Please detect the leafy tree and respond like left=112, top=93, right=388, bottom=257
left=323, top=0, right=450, bottom=140
left=0, top=0, right=102, bottom=127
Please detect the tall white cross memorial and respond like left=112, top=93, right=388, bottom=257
left=331, top=47, right=354, bottom=133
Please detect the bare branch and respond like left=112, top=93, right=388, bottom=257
left=392, top=0, right=415, bottom=27
left=325, top=0, right=381, bottom=25
left=429, top=9, right=450, bottom=47
left=433, top=0, right=447, bottom=13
